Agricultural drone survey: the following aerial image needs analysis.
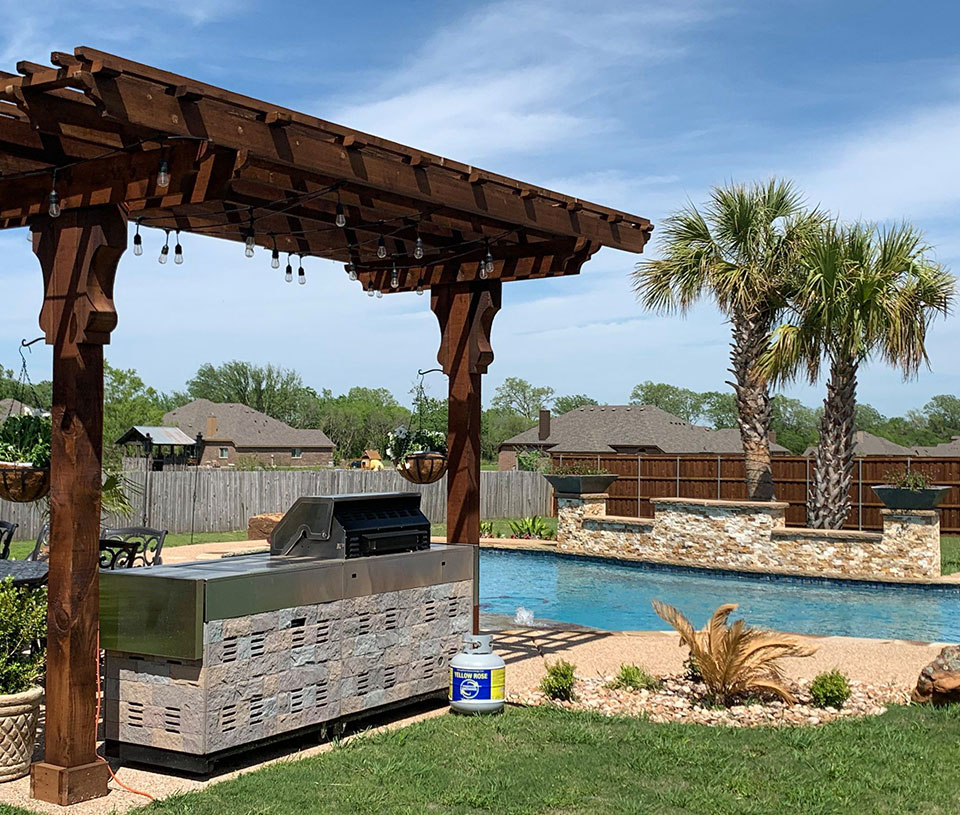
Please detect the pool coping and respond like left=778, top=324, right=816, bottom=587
left=475, top=538, right=960, bottom=593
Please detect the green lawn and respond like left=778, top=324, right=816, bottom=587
left=1, top=704, right=956, bottom=815
left=941, top=536, right=960, bottom=575
left=431, top=516, right=558, bottom=540
left=6, top=529, right=248, bottom=560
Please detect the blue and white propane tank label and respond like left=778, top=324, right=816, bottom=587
left=450, top=666, right=505, bottom=702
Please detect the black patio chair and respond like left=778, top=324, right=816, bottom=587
left=26, top=522, right=49, bottom=562
left=0, top=520, right=18, bottom=560
left=100, top=526, right=167, bottom=568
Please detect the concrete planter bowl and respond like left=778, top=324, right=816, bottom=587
left=0, top=686, right=42, bottom=782
left=872, top=485, right=951, bottom=511
left=544, top=473, right=618, bottom=495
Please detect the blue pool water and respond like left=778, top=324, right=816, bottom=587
left=479, top=549, right=960, bottom=642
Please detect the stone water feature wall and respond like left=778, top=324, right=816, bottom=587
left=557, top=494, right=941, bottom=581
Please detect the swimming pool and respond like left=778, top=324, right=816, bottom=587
left=479, top=548, right=960, bottom=641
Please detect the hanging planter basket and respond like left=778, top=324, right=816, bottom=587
left=0, top=463, right=50, bottom=503
left=398, top=451, right=448, bottom=485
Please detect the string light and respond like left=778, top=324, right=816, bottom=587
left=244, top=229, right=256, bottom=258
left=390, top=260, right=399, bottom=289
left=285, top=254, right=293, bottom=283
left=298, top=257, right=306, bottom=285
left=335, top=193, right=346, bottom=228
left=47, top=170, right=60, bottom=218
left=416, top=280, right=424, bottom=296
left=173, top=230, right=183, bottom=265
left=367, top=281, right=375, bottom=297
left=158, top=230, right=170, bottom=264
left=376, top=289, right=383, bottom=299
left=414, top=233, right=424, bottom=260
left=347, top=260, right=358, bottom=281
left=377, top=234, right=387, bottom=259
left=481, top=239, right=494, bottom=279
left=133, top=220, right=143, bottom=256
left=157, top=155, right=170, bottom=189
left=271, top=237, right=280, bottom=269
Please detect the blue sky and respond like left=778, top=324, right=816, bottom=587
left=1, top=0, right=959, bottom=415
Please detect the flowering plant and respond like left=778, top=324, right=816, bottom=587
left=386, top=426, right=447, bottom=465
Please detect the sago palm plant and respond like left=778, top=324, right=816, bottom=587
left=652, top=600, right=816, bottom=705
left=633, top=179, right=821, bottom=499
left=762, top=221, right=955, bottom=528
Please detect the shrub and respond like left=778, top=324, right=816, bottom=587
left=653, top=600, right=816, bottom=706
left=0, top=414, right=51, bottom=468
left=606, top=663, right=661, bottom=692
left=479, top=521, right=495, bottom=538
left=549, top=461, right=611, bottom=476
left=516, top=449, right=549, bottom=472
left=0, top=579, right=46, bottom=695
left=883, top=468, right=934, bottom=491
left=509, top=516, right=550, bottom=539
left=810, top=670, right=851, bottom=709
left=540, top=659, right=577, bottom=701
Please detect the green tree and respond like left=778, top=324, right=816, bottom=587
left=187, top=360, right=312, bottom=426
left=312, top=388, right=409, bottom=461
left=629, top=381, right=705, bottom=423
left=491, top=377, right=554, bottom=422
left=481, top=408, right=535, bottom=462
left=700, top=391, right=738, bottom=429
left=923, top=395, right=960, bottom=438
left=769, top=396, right=819, bottom=455
left=633, top=179, right=821, bottom=500
left=553, top=394, right=599, bottom=415
left=764, top=220, right=955, bottom=528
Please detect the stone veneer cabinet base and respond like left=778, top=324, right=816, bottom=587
left=104, top=580, right=472, bottom=774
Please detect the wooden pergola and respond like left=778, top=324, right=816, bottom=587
left=0, top=48, right=651, bottom=805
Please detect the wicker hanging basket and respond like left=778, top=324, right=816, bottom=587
left=397, top=451, right=448, bottom=485
left=0, top=464, right=50, bottom=503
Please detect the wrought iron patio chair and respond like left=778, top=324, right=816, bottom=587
left=100, top=526, right=167, bottom=568
left=0, top=520, right=18, bottom=560
left=26, top=522, right=49, bottom=562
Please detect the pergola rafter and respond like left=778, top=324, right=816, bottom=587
left=0, top=47, right=652, bottom=806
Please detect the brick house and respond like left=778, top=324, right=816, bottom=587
left=164, top=399, right=335, bottom=468
left=498, top=405, right=789, bottom=469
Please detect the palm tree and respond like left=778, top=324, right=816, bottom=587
left=763, top=220, right=955, bottom=528
left=633, top=179, right=821, bottom=500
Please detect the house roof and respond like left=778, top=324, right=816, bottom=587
left=914, top=437, right=960, bottom=456
left=501, top=405, right=790, bottom=455
left=163, top=399, right=334, bottom=450
left=0, top=398, right=38, bottom=420
left=115, top=426, right=198, bottom=447
left=802, top=431, right=918, bottom=457
left=362, top=450, right=382, bottom=460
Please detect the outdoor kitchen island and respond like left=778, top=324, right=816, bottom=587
left=99, top=494, right=473, bottom=773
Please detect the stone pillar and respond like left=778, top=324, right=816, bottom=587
left=881, top=509, right=941, bottom=579
left=556, top=492, right=608, bottom=550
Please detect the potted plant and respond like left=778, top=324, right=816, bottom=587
left=543, top=461, right=618, bottom=495
left=873, top=469, right=951, bottom=510
left=0, top=578, right=46, bottom=781
left=0, top=414, right=51, bottom=503
left=387, top=426, right=448, bottom=485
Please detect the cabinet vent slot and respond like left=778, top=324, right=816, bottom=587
left=423, top=600, right=438, bottom=623
left=384, top=609, right=400, bottom=630
left=316, top=622, right=332, bottom=644
left=384, top=665, right=398, bottom=689
left=249, top=694, right=265, bottom=725
left=221, top=704, right=238, bottom=732
left=127, top=701, right=144, bottom=728
left=162, top=706, right=181, bottom=734
left=357, top=671, right=372, bottom=694
left=222, top=637, right=239, bottom=663
left=316, top=680, right=329, bottom=705
left=358, top=614, right=373, bottom=635
left=290, top=687, right=307, bottom=714
left=250, top=631, right=267, bottom=658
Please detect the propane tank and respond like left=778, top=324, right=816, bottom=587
left=449, top=634, right=505, bottom=714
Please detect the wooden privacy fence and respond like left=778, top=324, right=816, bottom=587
left=554, top=454, right=960, bottom=534
left=0, top=469, right=553, bottom=539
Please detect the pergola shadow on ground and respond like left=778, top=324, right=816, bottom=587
left=0, top=48, right=650, bottom=805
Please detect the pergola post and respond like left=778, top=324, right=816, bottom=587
left=29, top=206, right=126, bottom=806
left=431, top=280, right=501, bottom=633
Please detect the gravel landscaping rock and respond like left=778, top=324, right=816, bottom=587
left=510, top=673, right=909, bottom=727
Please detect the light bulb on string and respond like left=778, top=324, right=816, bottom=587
left=47, top=171, right=60, bottom=218
left=271, top=238, right=280, bottom=269
left=335, top=200, right=346, bottom=229
left=390, top=261, right=399, bottom=289
left=285, top=254, right=293, bottom=283
left=414, top=234, right=424, bottom=260
left=376, top=289, right=383, bottom=299
left=347, top=260, right=358, bottom=281
left=157, top=156, right=170, bottom=189
left=481, top=240, right=494, bottom=279
left=298, top=259, right=306, bottom=285
left=133, top=221, right=143, bottom=256
left=377, top=235, right=387, bottom=259
left=367, top=282, right=375, bottom=297
left=158, top=230, right=170, bottom=265
left=173, top=230, right=183, bottom=265
left=244, top=229, right=256, bottom=258
left=416, top=280, right=424, bottom=296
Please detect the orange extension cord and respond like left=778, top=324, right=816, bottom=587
left=94, top=634, right=155, bottom=802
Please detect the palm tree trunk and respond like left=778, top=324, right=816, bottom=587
left=728, top=309, right=774, bottom=500
left=809, top=359, right=858, bottom=529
